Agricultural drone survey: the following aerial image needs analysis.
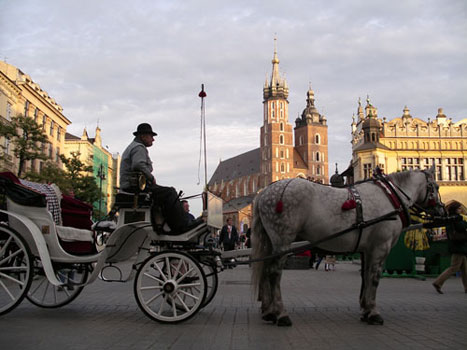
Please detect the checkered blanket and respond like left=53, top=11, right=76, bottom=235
left=19, top=179, right=62, bottom=225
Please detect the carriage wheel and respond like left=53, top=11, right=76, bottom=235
left=26, top=259, right=89, bottom=308
left=134, top=251, right=207, bottom=323
left=0, top=225, right=33, bottom=315
left=200, top=261, right=218, bottom=308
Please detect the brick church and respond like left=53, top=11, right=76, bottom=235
left=208, top=42, right=329, bottom=231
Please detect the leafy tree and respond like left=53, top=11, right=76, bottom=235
left=0, top=114, right=49, bottom=177
left=60, top=151, right=101, bottom=205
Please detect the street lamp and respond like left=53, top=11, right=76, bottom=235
left=97, top=163, right=106, bottom=219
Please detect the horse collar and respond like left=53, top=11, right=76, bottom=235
left=374, top=178, right=410, bottom=228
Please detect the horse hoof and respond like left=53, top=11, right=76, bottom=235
left=367, top=314, right=384, bottom=325
left=277, top=316, right=292, bottom=327
left=262, top=313, right=277, bottom=323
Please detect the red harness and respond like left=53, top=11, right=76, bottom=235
left=374, top=179, right=410, bottom=228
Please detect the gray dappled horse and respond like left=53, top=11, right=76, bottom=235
left=251, top=168, right=443, bottom=326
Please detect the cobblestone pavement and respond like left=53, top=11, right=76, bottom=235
left=0, top=260, right=466, bottom=350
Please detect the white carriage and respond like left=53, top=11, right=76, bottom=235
left=0, top=174, right=224, bottom=323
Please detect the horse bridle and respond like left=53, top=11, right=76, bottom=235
left=391, top=169, right=443, bottom=218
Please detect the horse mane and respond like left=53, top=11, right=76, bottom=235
left=387, top=169, right=420, bottom=186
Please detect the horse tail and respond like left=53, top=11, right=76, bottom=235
left=251, top=195, right=272, bottom=298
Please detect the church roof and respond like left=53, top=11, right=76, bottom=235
left=208, top=148, right=260, bottom=185
left=223, top=194, right=256, bottom=213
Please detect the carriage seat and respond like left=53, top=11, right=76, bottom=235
left=114, top=191, right=152, bottom=208
left=56, top=225, right=97, bottom=255
left=56, top=225, right=94, bottom=242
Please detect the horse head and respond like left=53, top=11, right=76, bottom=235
left=417, top=166, right=446, bottom=217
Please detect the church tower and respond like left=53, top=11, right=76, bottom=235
left=294, top=84, right=329, bottom=183
left=260, top=39, right=294, bottom=187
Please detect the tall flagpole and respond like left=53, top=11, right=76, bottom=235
left=198, top=84, right=207, bottom=189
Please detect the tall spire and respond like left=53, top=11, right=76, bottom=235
left=263, top=37, right=289, bottom=100
left=271, top=37, right=280, bottom=86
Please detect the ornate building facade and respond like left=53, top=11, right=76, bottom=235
left=209, top=43, right=329, bottom=230
left=351, top=97, right=467, bottom=206
left=0, top=60, right=71, bottom=174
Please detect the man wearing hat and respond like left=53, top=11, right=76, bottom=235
left=120, top=123, right=202, bottom=234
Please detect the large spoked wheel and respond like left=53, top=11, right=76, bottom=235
left=26, top=259, right=89, bottom=308
left=0, top=225, right=33, bottom=315
left=199, top=261, right=218, bottom=308
left=134, top=251, right=207, bottom=323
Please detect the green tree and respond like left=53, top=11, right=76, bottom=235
left=0, top=114, right=49, bottom=177
left=60, top=152, right=100, bottom=205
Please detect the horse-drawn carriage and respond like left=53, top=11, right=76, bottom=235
left=0, top=172, right=224, bottom=323
left=0, top=167, right=452, bottom=327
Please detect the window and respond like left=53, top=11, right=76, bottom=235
left=4, top=138, right=10, bottom=155
left=280, top=149, right=284, bottom=159
left=363, top=163, right=372, bottom=179
left=34, top=108, right=39, bottom=122
left=316, top=165, right=321, bottom=175
left=24, top=101, right=30, bottom=117
left=280, top=122, right=284, bottom=131
left=56, top=148, right=60, bottom=162
left=42, top=115, right=47, bottom=130
left=244, top=181, right=248, bottom=196
left=252, top=179, right=256, bottom=193
left=49, top=121, right=54, bottom=136
left=280, top=163, right=285, bottom=173
left=316, top=152, right=320, bottom=162
left=299, top=136, right=303, bottom=145
left=447, top=158, right=464, bottom=181
left=6, top=103, right=12, bottom=121
left=57, top=127, right=61, bottom=141
left=315, top=134, right=320, bottom=144
left=279, top=135, right=284, bottom=144
left=48, top=144, right=53, bottom=158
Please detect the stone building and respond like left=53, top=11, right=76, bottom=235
left=209, top=43, right=329, bottom=230
left=0, top=60, right=71, bottom=174
left=64, top=127, right=121, bottom=215
left=351, top=97, right=467, bottom=206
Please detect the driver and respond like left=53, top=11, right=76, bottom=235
left=120, top=123, right=203, bottom=234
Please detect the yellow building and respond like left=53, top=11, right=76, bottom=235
left=351, top=97, right=467, bottom=206
left=0, top=60, right=71, bottom=174
left=64, top=126, right=121, bottom=214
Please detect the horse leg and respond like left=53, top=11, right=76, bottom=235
left=259, top=262, right=276, bottom=323
left=360, top=253, right=384, bottom=325
left=260, top=257, right=292, bottom=326
left=359, top=252, right=368, bottom=321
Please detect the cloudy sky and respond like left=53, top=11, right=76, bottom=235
left=1, top=0, right=466, bottom=215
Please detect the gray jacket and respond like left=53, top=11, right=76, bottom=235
left=120, top=138, right=154, bottom=191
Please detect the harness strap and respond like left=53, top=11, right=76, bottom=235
left=230, top=209, right=399, bottom=266
left=346, top=185, right=365, bottom=253
left=373, top=177, right=410, bottom=228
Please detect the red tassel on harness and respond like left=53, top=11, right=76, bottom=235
left=275, top=200, right=284, bottom=213
left=342, top=199, right=357, bottom=210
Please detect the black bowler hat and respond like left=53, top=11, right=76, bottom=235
left=133, top=123, right=157, bottom=136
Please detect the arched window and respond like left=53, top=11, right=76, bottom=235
left=315, top=134, right=320, bottom=144
left=280, top=122, right=284, bottom=131
left=280, top=149, right=284, bottom=159
left=279, top=135, right=284, bottom=144
left=316, top=152, right=320, bottom=161
left=280, top=163, right=285, bottom=173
